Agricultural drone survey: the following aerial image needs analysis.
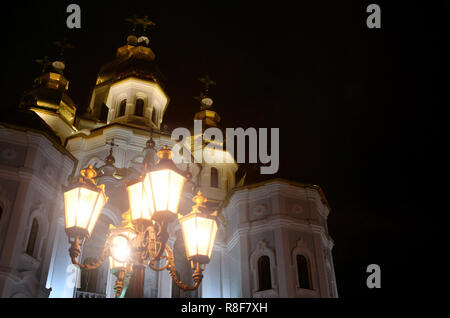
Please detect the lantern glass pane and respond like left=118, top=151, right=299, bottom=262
left=143, top=174, right=155, bottom=216
left=109, top=230, right=135, bottom=270
left=180, top=214, right=218, bottom=260
left=150, top=170, right=170, bottom=212
left=195, top=216, right=215, bottom=257
left=63, top=186, right=105, bottom=234
left=167, top=170, right=185, bottom=213
left=127, top=180, right=154, bottom=221
left=180, top=216, right=197, bottom=259
left=149, top=169, right=186, bottom=214
left=64, top=188, right=78, bottom=229
left=111, top=235, right=130, bottom=263
left=88, top=191, right=106, bottom=235
left=207, top=220, right=218, bottom=259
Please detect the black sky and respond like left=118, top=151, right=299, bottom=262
left=1, top=0, right=449, bottom=298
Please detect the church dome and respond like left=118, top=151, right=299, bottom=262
left=95, top=43, right=165, bottom=89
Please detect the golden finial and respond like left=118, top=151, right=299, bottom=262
left=125, top=15, right=156, bottom=33
left=122, top=210, right=132, bottom=223
left=192, top=191, right=207, bottom=212
left=35, top=56, right=52, bottom=73
left=157, top=145, right=173, bottom=160
left=138, top=16, right=156, bottom=32
left=80, top=165, right=97, bottom=181
left=53, top=39, right=75, bottom=57
left=198, top=75, right=216, bottom=93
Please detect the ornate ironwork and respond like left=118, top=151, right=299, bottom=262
left=66, top=144, right=208, bottom=298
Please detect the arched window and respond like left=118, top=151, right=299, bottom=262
left=99, top=103, right=109, bottom=122
left=296, top=254, right=312, bottom=290
left=118, top=99, right=127, bottom=117
left=258, top=256, right=272, bottom=291
left=151, top=108, right=157, bottom=124
left=211, top=167, right=219, bottom=188
left=135, top=98, right=144, bottom=116
left=26, top=218, right=39, bottom=257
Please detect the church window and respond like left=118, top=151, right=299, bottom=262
left=257, top=255, right=272, bottom=291
left=135, top=98, right=144, bottom=116
left=118, top=99, right=127, bottom=117
left=99, top=103, right=109, bottom=122
left=296, top=254, right=312, bottom=289
left=26, top=218, right=39, bottom=257
left=211, top=167, right=219, bottom=188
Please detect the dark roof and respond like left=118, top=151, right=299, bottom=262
left=0, top=106, right=61, bottom=145
left=235, top=162, right=280, bottom=186
left=97, top=48, right=166, bottom=89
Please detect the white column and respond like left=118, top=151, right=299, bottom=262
left=48, top=218, right=77, bottom=298
left=105, top=270, right=117, bottom=298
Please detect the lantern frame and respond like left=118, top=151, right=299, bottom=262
left=178, top=191, right=218, bottom=265
left=179, top=210, right=218, bottom=265
left=63, top=165, right=107, bottom=240
left=126, top=178, right=154, bottom=229
left=64, top=142, right=217, bottom=297
left=109, top=233, right=133, bottom=270
left=127, top=145, right=188, bottom=225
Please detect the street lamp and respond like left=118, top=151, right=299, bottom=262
left=63, top=166, right=108, bottom=240
left=178, top=192, right=218, bottom=266
left=62, top=143, right=219, bottom=298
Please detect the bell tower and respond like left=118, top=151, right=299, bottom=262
left=84, top=17, right=168, bottom=131
left=188, top=77, right=238, bottom=203
left=19, top=41, right=78, bottom=143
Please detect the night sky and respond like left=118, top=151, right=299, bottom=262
left=1, top=0, right=448, bottom=298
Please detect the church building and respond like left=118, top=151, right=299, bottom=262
left=0, top=27, right=338, bottom=298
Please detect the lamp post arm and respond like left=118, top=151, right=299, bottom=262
left=165, top=245, right=203, bottom=291
left=68, top=235, right=111, bottom=270
left=148, top=256, right=170, bottom=271
left=152, top=220, right=169, bottom=261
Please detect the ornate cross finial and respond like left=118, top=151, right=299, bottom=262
left=196, top=75, right=216, bottom=110
left=194, top=75, right=216, bottom=110
left=105, top=139, right=119, bottom=166
left=53, top=39, right=75, bottom=57
left=106, top=138, right=119, bottom=150
left=35, top=56, right=52, bottom=73
left=191, top=191, right=208, bottom=214
left=143, top=129, right=157, bottom=170
left=125, top=15, right=139, bottom=33
left=138, top=16, right=156, bottom=32
left=198, top=75, right=216, bottom=94
left=145, top=129, right=156, bottom=150
left=125, top=15, right=156, bottom=33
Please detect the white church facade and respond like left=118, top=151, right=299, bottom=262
left=0, top=32, right=338, bottom=298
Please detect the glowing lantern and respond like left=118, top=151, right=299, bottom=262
left=127, top=145, right=187, bottom=223
left=126, top=179, right=153, bottom=224
left=63, top=166, right=107, bottom=239
left=108, top=212, right=136, bottom=270
left=109, top=233, right=135, bottom=270
left=178, top=192, right=218, bottom=265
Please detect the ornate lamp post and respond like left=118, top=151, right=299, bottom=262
left=62, top=143, right=219, bottom=298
